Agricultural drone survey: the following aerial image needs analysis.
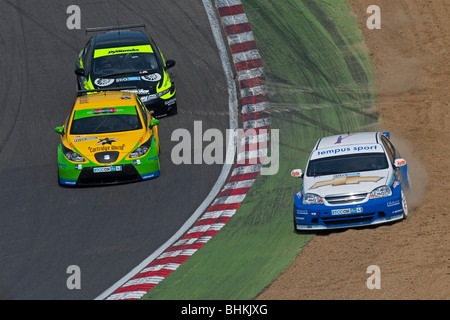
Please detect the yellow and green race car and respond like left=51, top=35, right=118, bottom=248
left=75, top=24, right=177, bottom=118
left=55, top=90, right=160, bottom=186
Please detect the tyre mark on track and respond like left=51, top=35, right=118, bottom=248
left=0, top=0, right=28, bottom=155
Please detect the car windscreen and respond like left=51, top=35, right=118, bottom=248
left=306, top=153, right=389, bottom=177
left=92, top=45, right=159, bottom=77
left=70, top=106, right=142, bottom=135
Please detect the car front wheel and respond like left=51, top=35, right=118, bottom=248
left=401, top=190, right=408, bottom=218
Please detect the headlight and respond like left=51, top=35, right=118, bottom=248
left=370, top=186, right=392, bottom=199
left=62, top=144, right=85, bottom=162
left=302, top=193, right=324, bottom=205
left=140, top=89, right=171, bottom=103
left=129, top=138, right=152, bottom=158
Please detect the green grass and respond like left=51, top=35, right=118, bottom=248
left=143, top=0, right=376, bottom=300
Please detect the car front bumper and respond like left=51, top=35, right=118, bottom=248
left=293, top=191, right=404, bottom=230
left=57, top=146, right=160, bottom=187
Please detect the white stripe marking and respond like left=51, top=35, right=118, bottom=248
left=141, top=263, right=181, bottom=273
left=231, top=164, right=262, bottom=176
left=237, top=148, right=268, bottom=162
left=243, top=117, right=271, bottom=129
left=241, top=85, right=266, bottom=98
left=233, top=49, right=261, bottom=63
left=222, top=179, right=255, bottom=190
left=187, top=223, right=226, bottom=234
left=124, top=276, right=166, bottom=287
left=200, top=209, right=237, bottom=219
left=242, top=102, right=270, bottom=114
left=215, top=0, right=243, bottom=8
left=106, top=291, right=148, bottom=300
left=227, top=31, right=254, bottom=45
left=212, top=194, right=246, bottom=205
left=221, top=13, right=249, bottom=26
left=237, top=67, right=264, bottom=81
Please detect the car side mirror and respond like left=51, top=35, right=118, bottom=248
left=55, top=126, right=64, bottom=136
left=394, top=158, right=407, bottom=168
left=291, top=169, right=303, bottom=178
left=165, top=60, right=176, bottom=69
left=150, top=119, right=159, bottom=127
left=75, top=68, right=86, bottom=77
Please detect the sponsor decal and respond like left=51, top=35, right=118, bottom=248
left=317, top=144, right=379, bottom=157
left=116, top=76, right=141, bottom=83
left=93, top=45, right=153, bottom=59
left=92, top=108, right=118, bottom=115
left=164, top=98, right=177, bottom=106
left=87, top=144, right=125, bottom=153
left=123, top=89, right=150, bottom=95
left=141, top=73, right=162, bottom=82
left=141, top=172, right=159, bottom=180
left=96, top=138, right=118, bottom=146
left=73, top=137, right=98, bottom=143
left=94, top=78, right=114, bottom=87
left=74, top=106, right=136, bottom=120
left=387, top=200, right=400, bottom=207
left=331, top=207, right=363, bottom=215
left=311, top=176, right=383, bottom=189
left=334, top=133, right=356, bottom=144
left=394, top=159, right=407, bottom=167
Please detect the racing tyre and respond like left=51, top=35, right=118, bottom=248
left=401, top=189, right=408, bottom=219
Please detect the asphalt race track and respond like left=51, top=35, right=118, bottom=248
left=0, top=0, right=229, bottom=299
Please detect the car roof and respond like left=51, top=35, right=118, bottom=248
left=315, top=132, right=380, bottom=150
left=74, top=91, right=139, bottom=110
left=93, top=30, right=150, bottom=49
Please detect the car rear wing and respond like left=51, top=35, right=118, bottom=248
left=77, top=87, right=139, bottom=96
left=85, top=24, right=146, bottom=34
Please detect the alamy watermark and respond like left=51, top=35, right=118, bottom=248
left=367, top=5, right=381, bottom=29
left=66, top=265, right=81, bottom=290
left=171, top=121, right=279, bottom=176
left=366, top=265, right=381, bottom=290
left=66, top=5, right=81, bottom=30
left=67, top=4, right=381, bottom=31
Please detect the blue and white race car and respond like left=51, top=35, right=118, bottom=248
left=292, top=132, right=410, bottom=231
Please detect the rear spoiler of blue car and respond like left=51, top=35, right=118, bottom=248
left=85, top=24, right=146, bottom=34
